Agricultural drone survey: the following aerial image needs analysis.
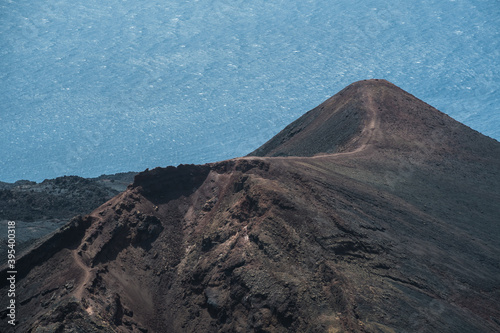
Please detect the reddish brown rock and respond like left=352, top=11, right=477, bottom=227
left=1, top=80, right=499, bottom=332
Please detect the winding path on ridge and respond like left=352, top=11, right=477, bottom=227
left=236, top=86, right=381, bottom=163
left=320, top=86, right=380, bottom=158
left=72, top=249, right=91, bottom=300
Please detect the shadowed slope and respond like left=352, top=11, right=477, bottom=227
left=249, top=80, right=371, bottom=157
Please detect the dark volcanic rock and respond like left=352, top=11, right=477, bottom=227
left=1, top=80, right=499, bottom=333
left=0, top=172, right=136, bottom=222
left=248, top=81, right=367, bottom=157
left=0, top=172, right=136, bottom=264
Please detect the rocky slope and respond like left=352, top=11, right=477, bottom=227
left=0, top=173, right=135, bottom=222
left=1, top=80, right=499, bottom=332
left=0, top=172, right=136, bottom=264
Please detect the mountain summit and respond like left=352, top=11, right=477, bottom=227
left=1, top=80, right=499, bottom=332
left=250, top=79, right=497, bottom=158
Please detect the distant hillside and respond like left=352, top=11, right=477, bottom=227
left=0, top=172, right=136, bottom=264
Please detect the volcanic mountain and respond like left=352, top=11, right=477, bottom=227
left=1, top=79, right=499, bottom=332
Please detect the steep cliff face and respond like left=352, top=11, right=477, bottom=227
left=1, top=80, right=499, bottom=333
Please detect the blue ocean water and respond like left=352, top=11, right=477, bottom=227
left=0, top=0, right=498, bottom=182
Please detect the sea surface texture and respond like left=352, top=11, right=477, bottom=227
left=1, top=0, right=498, bottom=182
